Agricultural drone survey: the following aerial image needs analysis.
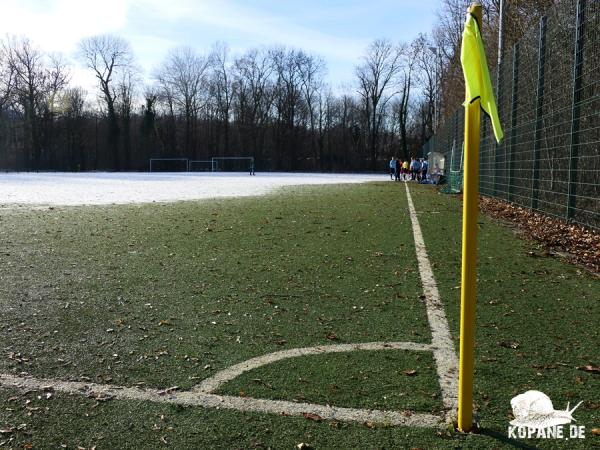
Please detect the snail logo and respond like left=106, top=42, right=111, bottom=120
left=508, top=390, right=586, bottom=440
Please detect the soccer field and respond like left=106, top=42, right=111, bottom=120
left=0, top=179, right=598, bottom=449
left=0, top=172, right=383, bottom=206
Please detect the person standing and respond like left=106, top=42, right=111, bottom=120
left=421, top=158, right=428, bottom=181
left=410, top=157, right=420, bottom=180
left=389, top=157, right=396, bottom=180
left=402, top=159, right=409, bottom=181
left=395, top=158, right=401, bottom=181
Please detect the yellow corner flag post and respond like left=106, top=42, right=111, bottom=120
left=458, top=3, right=503, bottom=432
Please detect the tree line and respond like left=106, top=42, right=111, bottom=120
left=0, top=1, right=550, bottom=172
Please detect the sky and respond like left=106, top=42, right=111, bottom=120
left=0, top=0, right=439, bottom=95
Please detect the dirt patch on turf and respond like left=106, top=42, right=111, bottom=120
left=479, top=196, right=600, bottom=276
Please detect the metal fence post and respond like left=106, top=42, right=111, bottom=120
left=567, top=0, right=586, bottom=220
left=507, top=44, right=519, bottom=202
left=493, top=65, right=504, bottom=197
left=531, top=16, right=547, bottom=211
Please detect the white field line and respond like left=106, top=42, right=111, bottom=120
left=0, top=370, right=440, bottom=428
left=0, top=183, right=457, bottom=428
left=195, top=341, right=432, bottom=393
left=405, top=183, right=459, bottom=422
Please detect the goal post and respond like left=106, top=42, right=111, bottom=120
left=149, top=158, right=189, bottom=172
left=188, top=160, right=218, bottom=172
left=211, top=157, right=255, bottom=174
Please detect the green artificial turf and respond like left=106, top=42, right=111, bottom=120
left=217, top=349, right=443, bottom=413
left=0, top=184, right=430, bottom=391
left=0, top=181, right=598, bottom=449
left=409, top=184, right=600, bottom=448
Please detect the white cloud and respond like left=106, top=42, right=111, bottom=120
left=132, top=0, right=368, bottom=62
left=0, top=0, right=129, bottom=53
left=0, top=0, right=423, bottom=94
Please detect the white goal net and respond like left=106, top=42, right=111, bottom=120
left=188, top=160, right=218, bottom=172
left=212, top=157, right=255, bottom=174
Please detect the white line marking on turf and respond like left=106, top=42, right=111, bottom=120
left=405, top=183, right=459, bottom=422
left=0, top=183, right=457, bottom=427
left=0, top=345, right=444, bottom=428
left=195, top=341, right=432, bottom=394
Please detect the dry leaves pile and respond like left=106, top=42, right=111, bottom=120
left=479, top=197, right=600, bottom=276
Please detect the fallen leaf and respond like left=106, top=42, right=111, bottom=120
left=302, top=412, right=323, bottom=422
left=325, top=332, right=339, bottom=341
left=499, top=340, right=520, bottom=349
left=404, top=369, right=417, bottom=376
left=591, top=428, right=600, bottom=436
left=577, top=365, right=600, bottom=374
left=532, top=364, right=556, bottom=370
left=479, top=197, right=600, bottom=275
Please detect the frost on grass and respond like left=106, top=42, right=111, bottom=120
left=0, top=172, right=383, bottom=206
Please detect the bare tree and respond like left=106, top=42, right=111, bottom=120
left=296, top=50, right=326, bottom=163
left=0, top=41, right=15, bottom=112
left=139, top=88, right=159, bottom=159
left=232, top=48, right=274, bottom=161
left=116, top=71, right=139, bottom=167
left=270, top=47, right=303, bottom=169
left=155, top=46, right=209, bottom=158
left=432, top=0, right=496, bottom=115
left=356, top=39, right=403, bottom=170
left=78, top=34, right=134, bottom=169
left=210, top=42, right=234, bottom=155
left=414, top=33, right=437, bottom=137
left=60, top=87, right=87, bottom=170
left=395, top=42, right=417, bottom=158
left=5, top=37, right=68, bottom=169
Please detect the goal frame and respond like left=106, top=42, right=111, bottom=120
left=211, top=157, right=255, bottom=173
left=188, top=160, right=218, bottom=172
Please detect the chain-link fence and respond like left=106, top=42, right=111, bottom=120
left=422, top=0, right=599, bottom=231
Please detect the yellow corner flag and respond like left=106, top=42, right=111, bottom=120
left=457, top=3, right=503, bottom=433
left=461, top=9, right=503, bottom=143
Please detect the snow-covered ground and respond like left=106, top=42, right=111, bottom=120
left=0, top=172, right=384, bottom=206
